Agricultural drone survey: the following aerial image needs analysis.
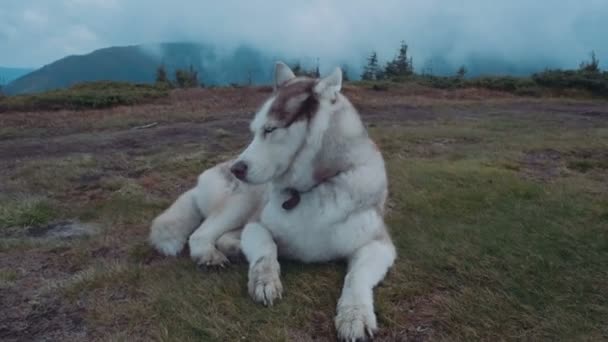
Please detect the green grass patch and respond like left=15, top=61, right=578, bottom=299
left=0, top=81, right=169, bottom=112
left=0, top=269, right=19, bottom=287
left=385, top=158, right=608, bottom=340
left=79, top=181, right=169, bottom=225
left=0, top=197, right=57, bottom=229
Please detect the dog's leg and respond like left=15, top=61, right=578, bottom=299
left=216, top=229, right=243, bottom=260
left=188, top=194, right=252, bottom=267
left=241, top=222, right=283, bottom=306
left=149, top=189, right=202, bottom=256
left=335, top=239, right=396, bottom=341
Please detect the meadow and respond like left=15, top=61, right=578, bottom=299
left=1, top=83, right=607, bottom=341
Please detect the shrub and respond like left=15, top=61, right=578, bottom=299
left=532, top=69, right=608, bottom=97
left=175, top=65, right=199, bottom=88
left=155, top=64, right=172, bottom=87
left=0, top=81, right=169, bottom=112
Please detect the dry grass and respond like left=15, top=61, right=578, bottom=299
left=0, top=84, right=607, bottom=341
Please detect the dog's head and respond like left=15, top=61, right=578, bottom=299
left=230, top=62, right=343, bottom=184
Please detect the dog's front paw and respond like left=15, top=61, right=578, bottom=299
left=335, top=303, right=377, bottom=341
left=190, top=242, right=229, bottom=268
left=248, top=257, right=283, bottom=306
left=149, top=220, right=187, bottom=256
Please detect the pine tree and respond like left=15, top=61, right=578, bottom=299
left=579, top=51, right=600, bottom=73
left=384, top=41, right=414, bottom=78
left=341, top=65, right=350, bottom=82
left=187, top=65, right=199, bottom=87
left=291, top=62, right=303, bottom=76
left=456, top=65, right=467, bottom=78
left=361, top=51, right=379, bottom=80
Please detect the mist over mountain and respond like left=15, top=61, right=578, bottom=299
left=5, top=38, right=599, bottom=95
left=3, top=43, right=275, bottom=95
left=0, top=67, right=34, bottom=86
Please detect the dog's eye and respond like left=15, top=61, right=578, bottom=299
left=263, top=126, right=277, bottom=135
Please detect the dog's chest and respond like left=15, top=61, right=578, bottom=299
left=259, top=198, right=336, bottom=262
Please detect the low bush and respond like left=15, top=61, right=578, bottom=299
left=0, top=81, right=169, bottom=112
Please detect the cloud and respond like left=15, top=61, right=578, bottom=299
left=0, top=0, right=606, bottom=73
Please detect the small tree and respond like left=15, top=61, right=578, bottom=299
left=175, top=65, right=199, bottom=88
left=456, top=65, right=467, bottom=79
left=313, top=58, right=321, bottom=78
left=247, top=70, right=253, bottom=86
left=341, top=65, right=350, bottom=82
left=313, top=64, right=320, bottom=78
left=155, top=64, right=171, bottom=86
left=290, top=62, right=303, bottom=76
left=361, top=51, right=380, bottom=80
left=579, top=51, right=600, bottom=73
left=384, top=41, right=414, bottom=78
left=290, top=61, right=318, bottom=77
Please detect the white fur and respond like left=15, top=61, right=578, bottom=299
left=149, top=161, right=264, bottom=266
left=149, top=62, right=396, bottom=340
left=235, top=63, right=396, bottom=340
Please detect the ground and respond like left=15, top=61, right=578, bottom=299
left=1, top=84, right=607, bottom=341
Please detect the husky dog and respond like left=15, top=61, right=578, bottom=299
left=149, top=62, right=396, bottom=340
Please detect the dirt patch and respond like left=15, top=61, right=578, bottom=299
left=27, top=221, right=100, bottom=239
left=287, top=310, right=335, bottom=341
left=0, top=118, right=253, bottom=165
left=520, top=148, right=608, bottom=181
left=376, top=291, right=447, bottom=342
left=0, top=290, right=87, bottom=342
left=0, top=248, right=88, bottom=341
left=520, top=148, right=564, bottom=181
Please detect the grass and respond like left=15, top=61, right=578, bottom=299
left=0, top=269, right=19, bottom=287
left=356, top=68, right=608, bottom=99
left=0, top=196, right=57, bottom=229
left=385, top=158, right=607, bottom=340
left=0, top=85, right=606, bottom=340
left=0, top=81, right=169, bottom=112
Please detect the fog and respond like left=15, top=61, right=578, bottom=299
left=1, top=0, right=607, bottom=75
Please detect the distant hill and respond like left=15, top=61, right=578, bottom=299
left=3, top=43, right=280, bottom=95
left=3, top=41, right=569, bottom=95
left=0, top=67, right=34, bottom=86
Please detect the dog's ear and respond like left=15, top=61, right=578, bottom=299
left=314, top=67, right=342, bottom=100
left=274, top=61, right=296, bottom=91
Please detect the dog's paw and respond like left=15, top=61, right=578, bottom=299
left=248, top=257, right=283, bottom=306
left=149, top=221, right=186, bottom=256
left=190, top=243, right=230, bottom=268
left=335, top=304, right=377, bottom=341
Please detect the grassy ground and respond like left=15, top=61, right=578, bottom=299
left=0, top=85, right=607, bottom=341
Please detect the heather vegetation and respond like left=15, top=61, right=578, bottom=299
left=1, top=42, right=605, bottom=114
left=360, top=42, right=607, bottom=98
left=0, top=81, right=168, bottom=113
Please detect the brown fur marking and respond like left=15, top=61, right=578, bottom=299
left=269, top=78, right=319, bottom=127
left=313, top=167, right=341, bottom=184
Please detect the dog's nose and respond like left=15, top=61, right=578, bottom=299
left=230, top=161, right=248, bottom=180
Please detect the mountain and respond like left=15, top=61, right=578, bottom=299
left=3, top=41, right=566, bottom=95
left=3, top=42, right=280, bottom=95
left=0, top=67, right=35, bottom=86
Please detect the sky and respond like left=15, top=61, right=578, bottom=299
left=1, top=0, right=607, bottom=72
